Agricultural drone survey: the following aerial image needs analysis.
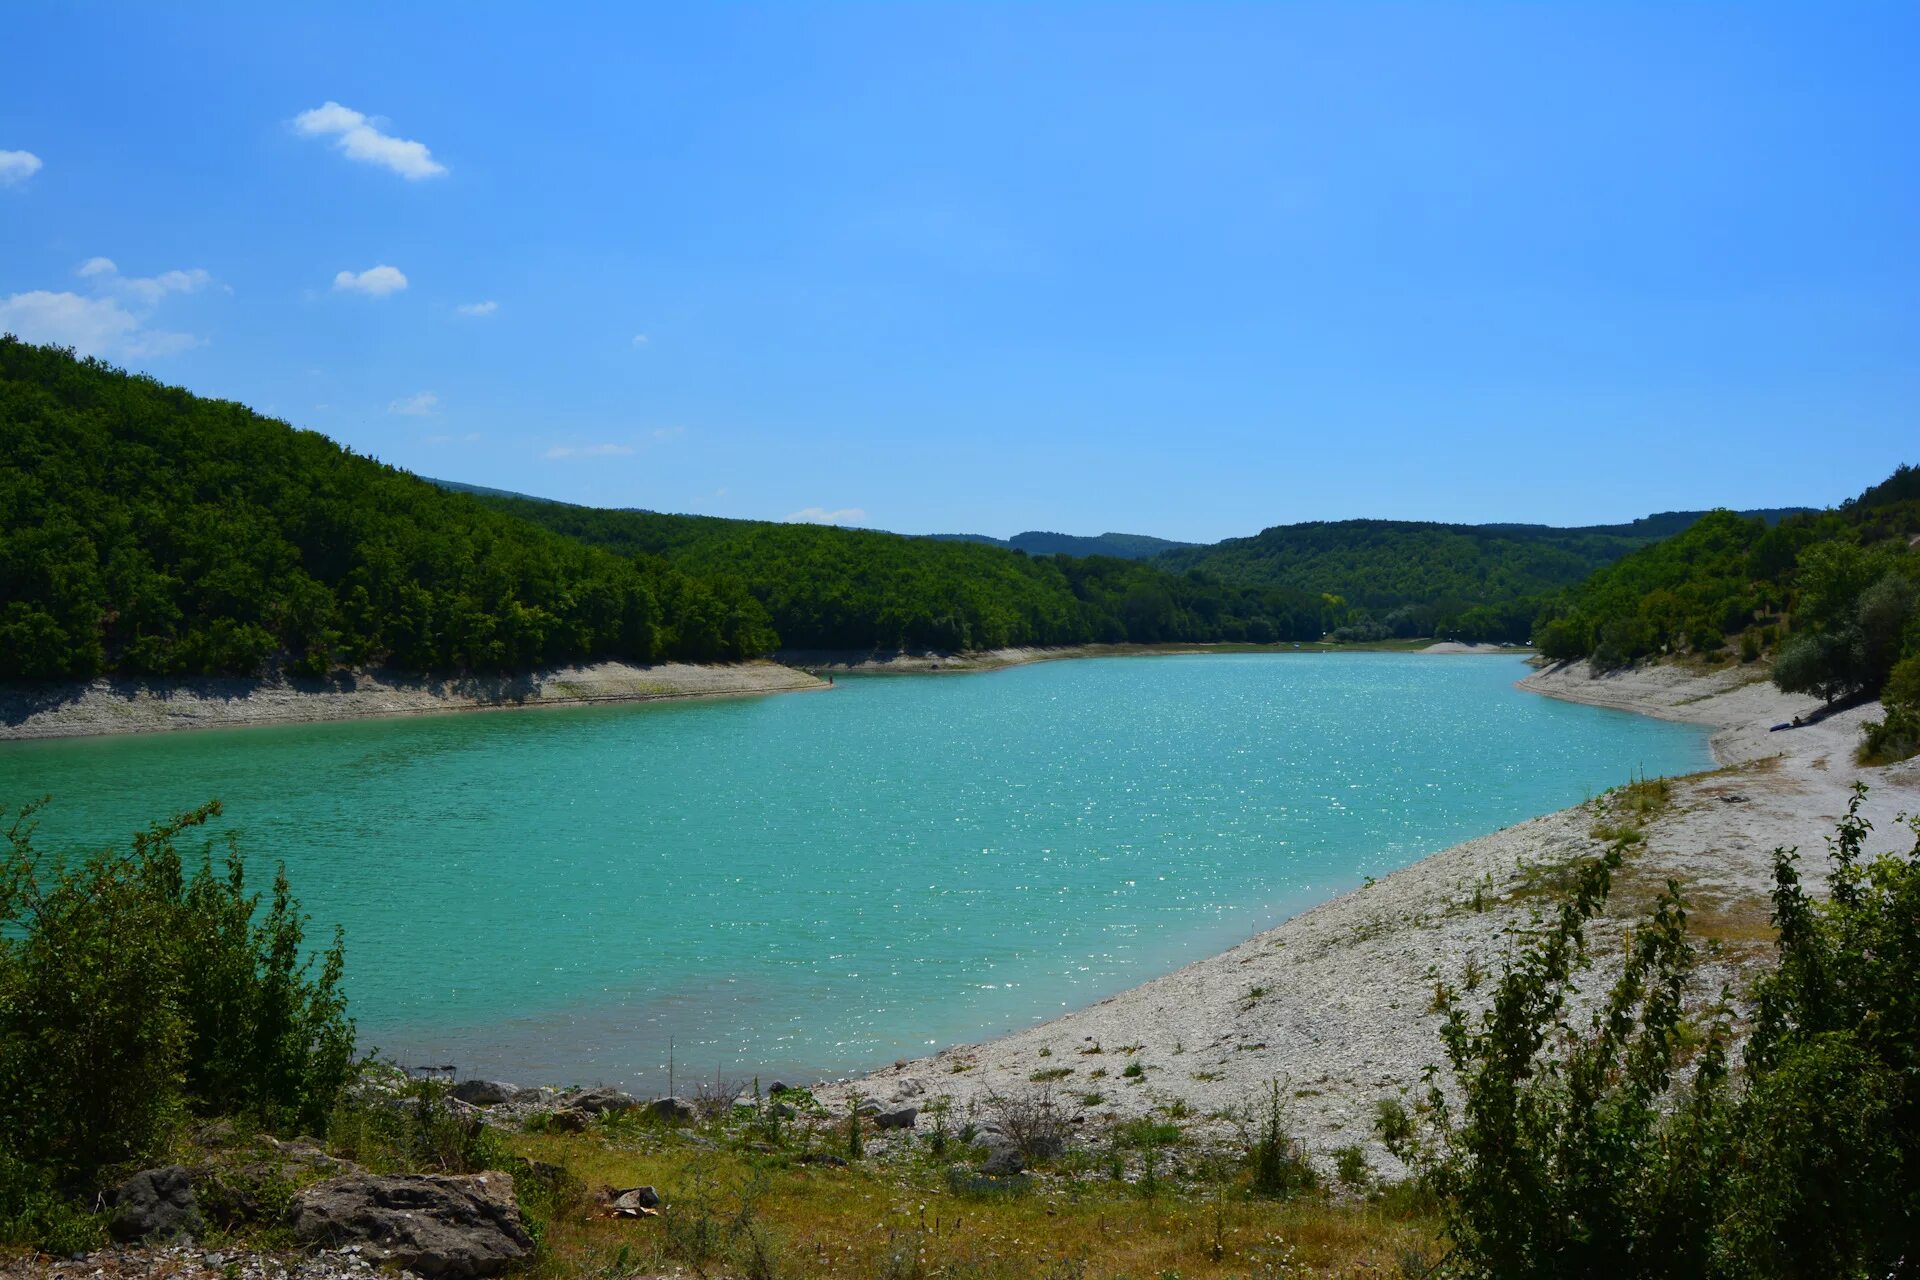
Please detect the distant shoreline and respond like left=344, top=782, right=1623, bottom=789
left=0, top=641, right=1524, bottom=742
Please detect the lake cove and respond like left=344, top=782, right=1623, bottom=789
left=0, top=653, right=1710, bottom=1088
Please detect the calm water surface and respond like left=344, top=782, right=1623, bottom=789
left=0, top=654, right=1710, bottom=1086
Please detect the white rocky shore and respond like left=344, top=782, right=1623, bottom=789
left=819, top=657, right=1920, bottom=1172
left=0, top=660, right=824, bottom=741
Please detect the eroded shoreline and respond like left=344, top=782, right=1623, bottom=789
left=0, top=660, right=826, bottom=742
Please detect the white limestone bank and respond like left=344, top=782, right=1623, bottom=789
left=822, top=658, right=1919, bottom=1173
left=0, top=660, right=826, bottom=741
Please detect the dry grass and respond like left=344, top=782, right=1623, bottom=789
left=509, top=1118, right=1441, bottom=1279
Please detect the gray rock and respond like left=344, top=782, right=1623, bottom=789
left=109, top=1166, right=203, bottom=1242
left=770, top=1102, right=797, bottom=1120
left=854, top=1098, right=881, bottom=1116
left=648, top=1096, right=696, bottom=1123
left=874, top=1106, right=918, bottom=1131
left=562, top=1086, right=640, bottom=1115
left=768, top=1080, right=791, bottom=1094
left=451, top=1079, right=518, bottom=1107
left=980, top=1142, right=1024, bottom=1176
left=610, top=1185, right=661, bottom=1213
left=288, top=1172, right=532, bottom=1278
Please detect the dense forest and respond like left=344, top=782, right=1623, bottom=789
left=0, top=339, right=778, bottom=680
left=470, top=495, right=1332, bottom=651
left=1153, top=511, right=1805, bottom=644
left=1533, top=465, right=1920, bottom=757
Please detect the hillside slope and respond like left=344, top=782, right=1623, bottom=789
left=0, top=340, right=777, bottom=680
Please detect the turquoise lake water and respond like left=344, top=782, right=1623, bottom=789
left=0, top=653, right=1710, bottom=1088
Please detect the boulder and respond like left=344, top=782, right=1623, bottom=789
left=648, top=1097, right=696, bottom=1123
left=109, top=1166, right=203, bottom=1242
left=562, top=1086, right=640, bottom=1115
left=287, top=1172, right=532, bottom=1278
left=545, top=1108, right=590, bottom=1133
left=768, top=1080, right=791, bottom=1095
left=770, top=1102, right=797, bottom=1120
left=451, top=1079, right=519, bottom=1107
left=854, top=1098, right=881, bottom=1116
left=874, top=1106, right=918, bottom=1131
left=980, top=1142, right=1024, bottom=1177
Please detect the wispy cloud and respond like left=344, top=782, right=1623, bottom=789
left=333, top=265, right=408, bottom=297
left=631, top=334, right=649, bottom=347
left=293, top=102, right=446, bottom=180
left=388, top=391, right=439, bottom=416
left=455, top=300, right=498, bottom=317
left=544, top=443, right=636, bottom=460
left=0, top=150, right=43, bottom=187
left=78, top=257, right=215, bottom=306
left=426, top=432, right=483, bottom=446
left=786, top=506, right=867, bottom=525
left=651, top=425, right=686, bottom=442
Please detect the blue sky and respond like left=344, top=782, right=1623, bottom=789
left=3, top=4, right=1915, bottom=542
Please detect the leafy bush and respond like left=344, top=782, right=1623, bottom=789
left=1384, top=789, right=1918, bottom=1279
left=0, top=800, right=354, bottom=1189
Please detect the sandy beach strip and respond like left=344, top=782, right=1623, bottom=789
left=820, top=658, right=1920, bottom=1173
left=0, top=659, right=826, bottom=742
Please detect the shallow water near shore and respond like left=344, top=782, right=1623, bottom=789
left=0, top=653, right=1709, bottom=1088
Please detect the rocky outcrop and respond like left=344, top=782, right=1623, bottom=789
left=109, top=1166, right=203, bottom=1242
left=286, top=1172, right=532, bottom=1278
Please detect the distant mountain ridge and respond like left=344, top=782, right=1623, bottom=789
left=927, top=530, right=1197, bottom=560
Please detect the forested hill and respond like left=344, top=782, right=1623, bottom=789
left=0, top=339, right=780, bottom=679
left=1150, top=510, right=1808, bottom=642
left=467, top=495, right=1328, bottom=651
left=1534, top=466, right=1920, bottom=676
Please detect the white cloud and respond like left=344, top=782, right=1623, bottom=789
left=0, top=150, right=42, bottom=186
left=544, top=443, right=636, bottom=460
left=631, top=334, right=649, bottom=347
left=455, top=300, right=497, bottom=317
left=650, top=425, right=685, bottom=442
left=0, top=256, right=218, bottom=358
left=0, top=290, right=198, bottom=357
left=388, top=391, right=439, bottom=416
left=293, top=101, right=446, bottom=180
left=786, top=506, right=867, bottom=525
left=333, top=265, right=408, bottom=296
left=427, top=432, right=484, bottom=446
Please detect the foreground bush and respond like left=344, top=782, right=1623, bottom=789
left=1387, top=785, right=1917, bottom=1278
left=0, top=800, right=354, bottom=1190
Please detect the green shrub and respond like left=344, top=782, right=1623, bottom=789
left=0, top=800, right=354, bottom=1190
left=1385, top=788, right=1917, bottom=1279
